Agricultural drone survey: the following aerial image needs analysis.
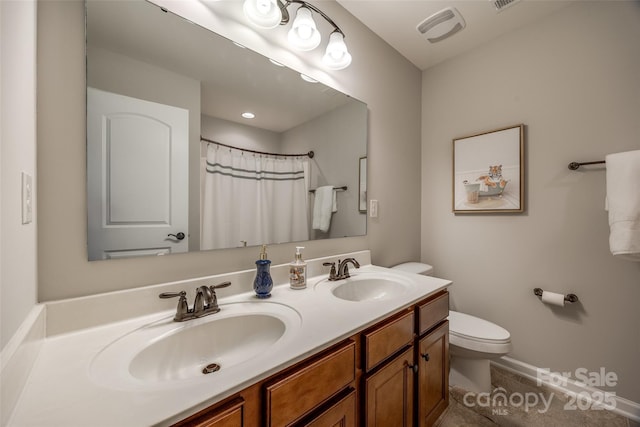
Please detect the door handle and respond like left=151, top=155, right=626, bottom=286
left=167, top=232, right=185, bottom=241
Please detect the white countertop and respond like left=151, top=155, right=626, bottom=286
left=8, top=261, right=450, bottom=427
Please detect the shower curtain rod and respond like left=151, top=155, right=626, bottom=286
left=201, top=136, right=314, bottom=159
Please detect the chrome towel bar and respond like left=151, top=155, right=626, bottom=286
left=309, top=186, right=347, bottom=194
left=568, top=160, right=605, bottom=170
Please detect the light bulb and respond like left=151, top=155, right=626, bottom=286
left=322, top=31, right=352, bottom=70
left=243, top=0, right=282, bottom=29
left=287, top=6, right=321, bottom=51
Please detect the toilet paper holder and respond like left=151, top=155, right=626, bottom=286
left=533, top=288, right=578, bottom=303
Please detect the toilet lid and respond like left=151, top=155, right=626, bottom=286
left=448, top=311, right=510, bottom=342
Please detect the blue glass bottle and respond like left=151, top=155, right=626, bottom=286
left=253, top=245, right=273, bottom=299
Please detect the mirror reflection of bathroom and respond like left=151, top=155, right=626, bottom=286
left=85, top=0, right=367, bottom=260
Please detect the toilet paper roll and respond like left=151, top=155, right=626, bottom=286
left=541, top=291, right=565, bottom=307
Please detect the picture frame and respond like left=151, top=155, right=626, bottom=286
left=452, top=124, right=524, bottom=214
left=359, top=157, right=367, bottom=213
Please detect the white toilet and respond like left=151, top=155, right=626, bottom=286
left=391, top=262, right=512, bottom=393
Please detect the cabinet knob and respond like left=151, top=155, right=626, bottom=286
left=407, top=363, right=418, bottom=374
left=421, top=353, right=430, bottom=362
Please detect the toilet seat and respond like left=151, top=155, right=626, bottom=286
left=448, top=311, right=511, bottom=356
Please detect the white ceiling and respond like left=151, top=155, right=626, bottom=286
left=336, top=0, right=573, bottom=71
left=87, top=0, right=353, bottom=133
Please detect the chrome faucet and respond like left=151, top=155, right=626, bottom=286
left=337, top=258, right=360, bottom=279
left=159, top=281, right=231, bottom=322
left=323, top=258, right=360, bottom=281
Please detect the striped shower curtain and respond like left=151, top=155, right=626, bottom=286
left=201, top=145, right=309, bottom=250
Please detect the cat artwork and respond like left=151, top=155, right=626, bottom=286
left=477, top=165, right=507, bottom=189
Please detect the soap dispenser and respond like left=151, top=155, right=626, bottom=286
left=253, top=245, right=273, bottom=299
left=289, top=246, right=307, bottom=290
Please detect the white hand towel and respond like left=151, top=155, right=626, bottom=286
left=332, top=189, right=338, bottom=213
left=605, top=150, right=640, bottom=261
left=312, top=186, right=335, bottom=233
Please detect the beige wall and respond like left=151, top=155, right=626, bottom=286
left=422, top=1, right=640, bottom=402
left=1, top=0, right=38, bottom=350
left=36, top=0, right=422, bottom=301
left=282, top=102, right=367, bottom=239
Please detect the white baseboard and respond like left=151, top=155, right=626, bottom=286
left=492, top=356, right=640, bottom=423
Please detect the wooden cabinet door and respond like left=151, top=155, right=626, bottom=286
left=417, top=321, right=449, bottom=427
left=299, top=388, right=357, bottom=427
left=364, top=347, right=415, bottom=427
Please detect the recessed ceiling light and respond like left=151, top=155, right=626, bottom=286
left=242, top=112, right=256, bottom=119
left=269, top=58, right=286, bottom=67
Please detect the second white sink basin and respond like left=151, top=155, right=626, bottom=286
left=325, top=273, right=412, bottom=302
left=89, top=301, right=301, bottom=389
left=333, top=278, right=408, bottom=301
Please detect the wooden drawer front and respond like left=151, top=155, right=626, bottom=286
left=417, top=291, right=449, bottom=336
left=363, top=310, right=414, bottom=372
left=299, top=388, right=357, bottom=427
left=265, top=340, right=356, bottom=427
left=172, top=397, right=243, bottom=427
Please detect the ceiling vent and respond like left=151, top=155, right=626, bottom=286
left=416, top=7, right=466, bottom=43
left=491, top=0, right=522, bottom=13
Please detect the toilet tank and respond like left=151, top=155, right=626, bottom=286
left=391, top=262, right=434, bottom=276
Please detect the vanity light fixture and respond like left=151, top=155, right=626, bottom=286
left=242, top=0, right=352, bottom=70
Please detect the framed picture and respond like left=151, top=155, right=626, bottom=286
left=453, top=124, right=524, bottom=214
left=359, top=157, right=367, bottom=213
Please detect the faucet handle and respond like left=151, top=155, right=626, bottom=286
left=159, top=291, right=189, bottom=322
left=210, top=281, right=231, bottom=290
left=323, top=262, right=337, bottom=281
left=206, top=281, right=231, bottom=313
left=159, top=291, right=186, bottom=299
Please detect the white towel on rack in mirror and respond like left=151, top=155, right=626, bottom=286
left=605, top=150, right=640, bottom=261
left=332, top=189, right=338, bottom=213
left=312, top=186, right=336, bottom=233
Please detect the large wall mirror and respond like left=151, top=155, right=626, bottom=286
left=85, top=0, right=368, bottom=261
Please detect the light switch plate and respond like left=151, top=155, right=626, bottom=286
left=369, top=199, right=378, bottom=218
left=22, top=172, right=33, bottom=224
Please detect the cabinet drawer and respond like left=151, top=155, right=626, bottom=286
left=363, top=310, right=414, bottom=372
left=417, top=291, right=449, bottom=336
left=172, top=397, right=243, bottom=427
left=265, top=339, right=355, bottom=427
left=298, top=388, right=357, bottom=427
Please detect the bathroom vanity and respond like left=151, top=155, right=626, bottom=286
left=6, top=251, right=451, bottom=426
left=173, top=289, right=449, bottom=426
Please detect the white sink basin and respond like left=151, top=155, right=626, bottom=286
left=328, top=274, right=412, bottom=302
left=90, top=301, right=301, bottom=389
